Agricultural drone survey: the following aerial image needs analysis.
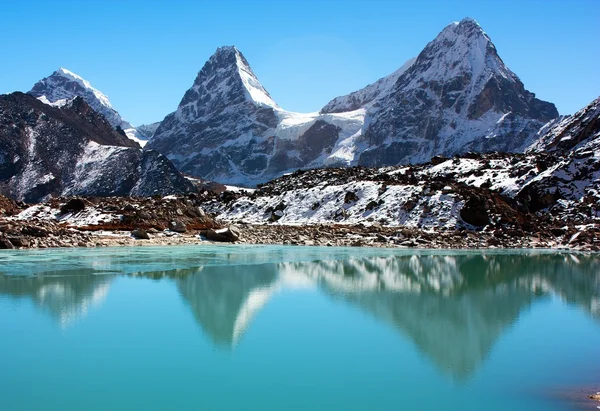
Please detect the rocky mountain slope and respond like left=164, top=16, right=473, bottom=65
left=205, top=96, right=599, bottom=251
left=149, top=18, right=557, bottom=185
left=0, top=92, right=194, bottom=202
left=28, top=68, right=153, bottom=147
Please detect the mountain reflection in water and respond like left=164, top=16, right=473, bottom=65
left=0, top=248, right=598, bottom=380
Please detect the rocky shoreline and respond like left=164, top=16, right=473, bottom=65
left=0, top=191, right=598, bottom=251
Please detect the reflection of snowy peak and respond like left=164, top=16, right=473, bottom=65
left=149, top=19, right=558, bottom=185
left=0, top=272, right=114, bottom=328
left=28, top=68, right=150, bottom=147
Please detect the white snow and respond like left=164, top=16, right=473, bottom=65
left=218, top=181, right=463, bottom=229
left=235, top=49, right=279, bottom=109
left=13, top=204, right=120, bottom=227
left=55, top=67, right=113, bottom=108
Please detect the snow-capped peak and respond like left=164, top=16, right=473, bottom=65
left=53, top=67, right=113, bottom=108
left=29, top=68, right=150, bottom=147
left=177, top=46, right=279, bottom=112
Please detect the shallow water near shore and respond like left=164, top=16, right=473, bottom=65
left=0, top=245, right=599, bottom=410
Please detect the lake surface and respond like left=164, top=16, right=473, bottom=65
left=0, top=246, right=599, bottom=410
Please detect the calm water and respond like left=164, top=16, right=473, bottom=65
left=0, top=246, right=599, bottom=411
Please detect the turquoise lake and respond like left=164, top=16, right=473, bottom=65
left=0, top=246, right=599, bottom=410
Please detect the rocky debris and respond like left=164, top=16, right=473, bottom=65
left=0, top=196, right=22, bottom=216
left=0, top=194, right=219, bottom=249
left=224, top=223, right=590, bottom=250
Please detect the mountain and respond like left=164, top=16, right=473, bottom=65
left=357, top=18, right=558, bottom=166
left=0, top=92, right=194, bottom=202
left=28, top=68, right=152, bottom=147
left=137, top=121, right=161, bottom=140
left=149, top=19, right=557, bottom=185
left=148, top=46, right=368, bottom=185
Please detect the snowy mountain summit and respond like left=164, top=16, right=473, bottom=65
left=149, top=46, right=366, bottom=184
left=29, top=68, right=151, bottom=147
left=149, top=18, right=558, bottom=185
left=357, top=18, right=558, bottom=166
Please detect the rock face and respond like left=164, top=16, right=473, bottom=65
left=0, top=92, right=195, bottom=202
left=150, top=19, right=557, bottom=185
left=136, top=121, right=161, bottom=140
left=28, top=68, right=152, bottom=147
left=357, top=18, right=558, bottom=166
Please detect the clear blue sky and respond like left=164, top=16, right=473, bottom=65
left=1, top=0, right=598, bottom=126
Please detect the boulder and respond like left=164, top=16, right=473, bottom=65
left=131, top=228, right=150, bottom=240
left=170, top=220, right=187, bottom=233
left=21, top=225, right=49, bottom=237
left=203, top=229, right=229, bottom=242
left=0, top=237, right=15, bottom=249
left=219, top=226, right=240, bottom=242
left=60, top=198, right=86, bottom=214
left=201, top=227, right=240, bottom=242
left=7, top=237, right=29, bottom=247
left=460, top=197, right=490, bottom=227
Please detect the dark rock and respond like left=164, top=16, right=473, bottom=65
left=202, top=229, right=229, bottom=242
left=365, top=200, right=379, bottom=211
left=61, top=198, right=86, bottom=214
left=131, top=228, right=150, bottom=240
left=0, top=237, right=15, bottom=249
left=460, top=198, right=490, bottom=227
left=21, top=225, right=49, bottom=237
left=7, top=237, right=29, bottom=247
left=344, top=191, right=359, bottom=203
left=169, top=220, right=187, bottom=233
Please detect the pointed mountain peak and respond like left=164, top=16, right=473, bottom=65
left=405, top=17, right=513, bottom=88
left=436, top=17, right=489, bottom=44
left=180, top=46, right=278, bottom=110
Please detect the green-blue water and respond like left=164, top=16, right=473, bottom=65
left=0, top=246, right=599, bottom=410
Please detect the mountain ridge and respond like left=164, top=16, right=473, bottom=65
left=0, top=92, right=194, bottom=202
left=149, top=18, right=559, bottom=185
